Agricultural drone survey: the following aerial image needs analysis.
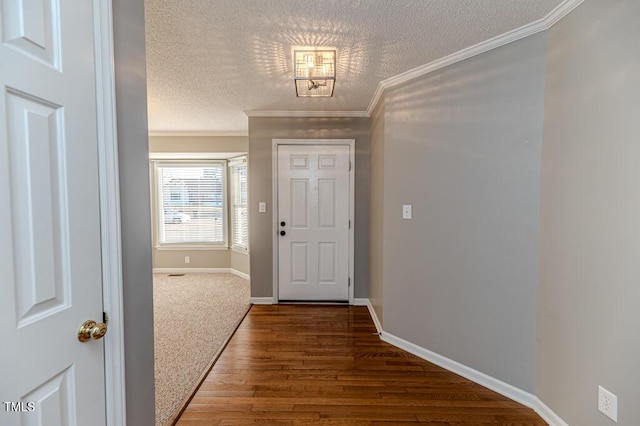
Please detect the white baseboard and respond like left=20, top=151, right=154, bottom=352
left=250, top=297, right=369, bottom=306
left=153, top=267, right=232, bottom=274
left=153, top=267, right=251, bottom=281
left=251, top=297, right=368, bottom=306
left=380, top=331, right=535, bottom=408
left=359, top=298, right=568, bottom=423
left=365, top=299, right=383, bottom=335
left=249, top=297, right=274, bottom=305
left=534, top=398, right=569, bottom=426
left=230, top=269, right=250, bottom=280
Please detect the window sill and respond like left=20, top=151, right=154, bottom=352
left=154, top=245, right=229, bottom=251
left=231, top=248, right=249, bottom=255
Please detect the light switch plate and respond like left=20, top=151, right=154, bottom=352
left=403, top=204, right=412, bottom=219
left=259, top=202, right=266, bottom=213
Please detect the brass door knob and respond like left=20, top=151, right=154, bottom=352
left=77, top=320, right=108, bottom=342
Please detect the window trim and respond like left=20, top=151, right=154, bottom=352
left=151, top=159, right=228, bottom=248
left=228, top=156, right=249, bottom=252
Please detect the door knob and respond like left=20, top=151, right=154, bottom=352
left=77, top=319, right=108, bottom=342
left=280, top=230, right=286, bottom=236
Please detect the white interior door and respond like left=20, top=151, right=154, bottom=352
left=277, top=145, right=350, bottom=301
left=0, top=1, right=107, bottom=425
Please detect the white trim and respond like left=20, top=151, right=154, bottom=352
left=153, top=268, right=251, bottom=280
left=231, top=247, right=250, bottom=255
left=230, top=269, right=250, bottom=280
left=148, top=131, right=248, bottom=137
left=153, top=245, right=229, bottom=251
left=245, top=110, right=368, bottom=118
left=271, top=142, right=278, bottom=302
left=352, top=298, right=368, bottom=306
left=362, top=299, right=568, bottom=423
left=228, top=156, right=247, bottom=167
left=365, top=299, right=382, bottom=335
left=380, top=331, right=535, bottom=408
left=152, top=267, right=250, bottom=281
left=543, top=0, right=585, bottom=29
left=534, top=398, right=570, bottom=426
left=153, top=267, right=232, bottom=274
left=249, top=297, right=275, bottom=305
left=93, top=1, right=126, bottom=425
left=271, top=139, right=356, bottom=305
left=366, top=0, right=585, bottom=114
left=149, top=152, right=246, bottom=160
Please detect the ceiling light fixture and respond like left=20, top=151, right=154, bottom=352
left=293, top=49, right=336, bottom=97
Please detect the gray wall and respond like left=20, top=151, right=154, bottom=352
left=230, top=250, right=250, bottom=276
left=537, top=1, right=640, bottom=423
left=111, top=1, right=640, bottom=423
left=148, top=136, right=249, bottom=273
left=369, top=100, right=385, bottom=324
left=113, top=0, right=155, bottom=424
left=148, top=135, right=248, bottom=153
left=153, top=249, right=231, bottom=269
left=376, top=33, right=547, bottom=392
left=248, top=117, right=370, bottom=298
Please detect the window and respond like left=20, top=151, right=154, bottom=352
left=154, top=161, right=227, bottom=246
left=229, top=157, right=248, bottom=250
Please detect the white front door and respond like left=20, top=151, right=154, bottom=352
left=0, top=1, right=107, bottom=425
left=277, top=145, right=350, bottom=301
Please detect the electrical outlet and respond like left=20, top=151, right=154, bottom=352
left=184, top=256, right=190, bottom=264
left=259, top=202, right=266, bottom=213
left=598, top=386, right=618, bottom=422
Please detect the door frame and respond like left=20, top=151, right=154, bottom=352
left=94, top=1, right=127, bottom=425
left=272, top=139, right=355, bottom=304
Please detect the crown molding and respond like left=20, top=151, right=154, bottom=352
left=148, top=131, right=248, bottom=137
left=151, top=0, right=583, bottom=132
left=244, top=110, right=369, bottom=118
left=366, top=0, right=584, bottom=115
left=542, top=0, right=585, bottom=29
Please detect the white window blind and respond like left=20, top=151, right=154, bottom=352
left=155, top=161, right=226, bottom=245
left=229, top=157, right=248, bottom=250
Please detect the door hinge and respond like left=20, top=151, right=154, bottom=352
left=348, top=278, right=351, bottom=287
left=349, top=161, right=352, bottom=171
left=348, top=220, right=351, bottom=229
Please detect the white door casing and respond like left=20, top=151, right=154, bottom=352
left=0, top=0, right=110, bottom=424
left=275, top=142, right=353, bottom=302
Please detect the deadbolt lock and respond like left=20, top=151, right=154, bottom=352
left=77, top=320, right=108, bottom=342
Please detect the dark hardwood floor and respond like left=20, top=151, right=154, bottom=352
left=176, top=305, right=546, bottom=425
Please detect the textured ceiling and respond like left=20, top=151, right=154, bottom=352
left=145, top=0, right=562, bottom=133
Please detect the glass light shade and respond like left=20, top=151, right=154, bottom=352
left=293, top=50, right=336, bottom=97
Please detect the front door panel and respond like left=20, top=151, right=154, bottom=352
left=278, top=145, right=350, bottom=301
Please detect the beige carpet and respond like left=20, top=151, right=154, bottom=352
left=153, top=273, right=250, bottom=426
